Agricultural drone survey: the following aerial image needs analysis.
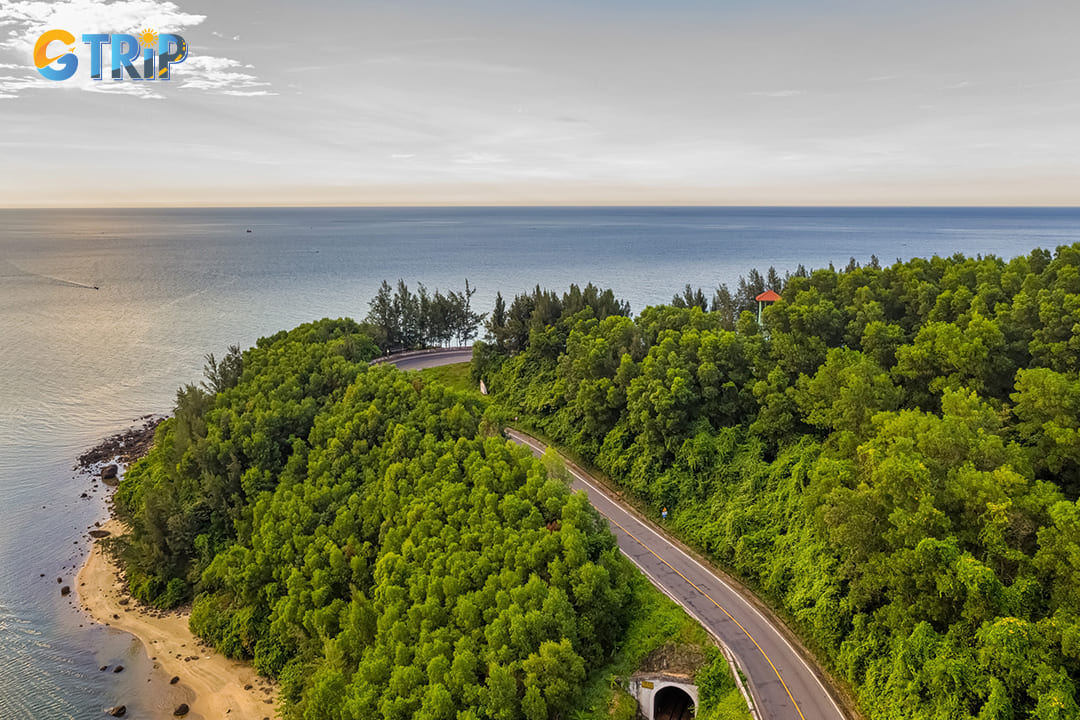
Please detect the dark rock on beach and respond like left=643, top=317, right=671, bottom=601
left=60, top=586, right=70, bottom=596
left=89, top=529, right=111, bottom=539
left=77, top=417, right=163, bottom=473
left=105, top=706, right=126, bottom=717
left=101, top=464, right=118, bottom=480
left=173, top=703, right=189, bottom=716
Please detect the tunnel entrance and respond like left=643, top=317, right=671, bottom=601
left=653, top=685, right=695, bottom=720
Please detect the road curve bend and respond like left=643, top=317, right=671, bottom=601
left=507, top=430, right=847, bottom=720
left=382, top=349, right=850, bottom=720
left=374, top=347, right=474, bottom=371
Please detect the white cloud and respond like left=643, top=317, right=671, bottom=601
left=0, top=0, right=269, bottom=98
left=0, top=0, right=206, bottom=48
left=0, top=70, right=36, bottom=98
left=180, top=56, right=274, bottom=95
left=86, top=80, right=163, bottom=99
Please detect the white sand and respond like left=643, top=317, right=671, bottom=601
left=77, top=519, right=278, bottom=719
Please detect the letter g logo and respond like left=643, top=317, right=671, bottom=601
left=34, top=29, right=78, bottom=81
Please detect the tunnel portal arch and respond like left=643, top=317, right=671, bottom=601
left=653, top=683, right=695, bottom=720
left=626, top=676, right=699, bottom=720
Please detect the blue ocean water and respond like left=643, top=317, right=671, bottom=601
left=1, top=206, right=1079, bottom=718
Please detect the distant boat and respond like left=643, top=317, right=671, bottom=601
left=246, top=228, right=252, bottom=233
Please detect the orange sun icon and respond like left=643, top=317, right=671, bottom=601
left=137, top=29, right=158, bottom=51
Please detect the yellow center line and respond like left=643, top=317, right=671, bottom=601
left=511, top=431, right=807, bottom=718
left=602, top=512, right=807, bottom=720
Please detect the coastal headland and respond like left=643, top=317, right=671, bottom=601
left=76, top=424, right=278, bottom=720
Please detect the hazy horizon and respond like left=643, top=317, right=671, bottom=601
left=3, top=0, right=1079, bottom=207
left=5, top=201, right=1080, bottom=209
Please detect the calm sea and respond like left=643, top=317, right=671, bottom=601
left=2, top=206, right=1079, bottom=717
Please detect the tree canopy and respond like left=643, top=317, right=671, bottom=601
left=474, top=245, right=1080, bottom=719
left=113, top=315, right=643, bottom=719
left=366, top=279, right=485, bottom=351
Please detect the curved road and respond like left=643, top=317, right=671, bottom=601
left=385, top=349, right=849, bottom=720
left=373, top=347, right=474, bottom=371
left=508, top=430, right=846, bottom=720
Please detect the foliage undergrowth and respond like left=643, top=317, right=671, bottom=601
left=475, top=253, right=1080, bottom=719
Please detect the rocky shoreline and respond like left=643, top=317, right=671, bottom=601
left=75, top=415, right=163, bottom=473
left=74, top=417, right=278, bottom=720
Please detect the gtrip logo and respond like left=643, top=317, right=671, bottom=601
left=34, top=29, right=188, bottom=82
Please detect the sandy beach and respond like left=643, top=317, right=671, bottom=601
left=77, top=519, right=278, bottom=719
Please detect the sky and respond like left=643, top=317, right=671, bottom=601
left=1, top=0, right=1078, bottom=207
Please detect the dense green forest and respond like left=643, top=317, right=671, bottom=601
left=472, top=248, right=1080, bottom=719
left=112, top=316, right=745, bottom=719
left=365, top=278, right=486, bottom=351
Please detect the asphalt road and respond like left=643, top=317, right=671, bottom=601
left=508, top=430, right=846, bottom=720
left=375, top=347, right=474, bottom=371
left=384, top=349, right=848, bottom=720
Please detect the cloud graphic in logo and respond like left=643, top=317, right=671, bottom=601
left=0, top=0, right=272, bottom=99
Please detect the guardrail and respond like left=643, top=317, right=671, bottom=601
left=369, top=346, right=473, bottom=365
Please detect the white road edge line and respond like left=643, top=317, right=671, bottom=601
left=509, top=430, right=847, bottom=720
left=631, top=557, right=764, bottom=720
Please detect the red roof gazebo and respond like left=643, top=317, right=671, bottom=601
left=755, top=289, right=780, bottom=323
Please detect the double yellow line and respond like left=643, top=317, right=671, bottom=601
left=602, top=512, right=807, bottom=720
left=510, top=430, right=809, bottom=719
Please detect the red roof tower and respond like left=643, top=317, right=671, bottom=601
left=755, top=289, right=780, bottom=323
